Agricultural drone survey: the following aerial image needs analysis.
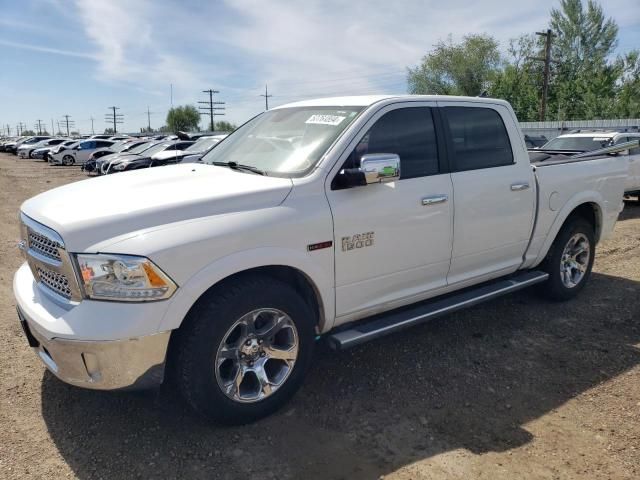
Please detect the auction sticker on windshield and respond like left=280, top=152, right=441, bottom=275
left=305, top=114, right=346, bottom=126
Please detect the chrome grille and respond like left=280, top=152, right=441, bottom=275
left=21, top=213, right=81, bottom=302
left=37, top=267, right=72, bottom=299
left=28, top=230, right=62, bottom=261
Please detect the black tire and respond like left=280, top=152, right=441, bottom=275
left=173, top=274, right=315, bottom=424
left=538, top=217, right=595, bottom=301
left=62, top=155, right=75, bottom=166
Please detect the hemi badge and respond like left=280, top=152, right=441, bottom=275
left=307, top=241, right=333, bottom=252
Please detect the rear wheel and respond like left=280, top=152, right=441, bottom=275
left=539, top=217, right=595, bottom=301
left=173, top=274, right=315, bottom=424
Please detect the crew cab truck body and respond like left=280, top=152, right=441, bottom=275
left=13, top=95, right=627, bottom=423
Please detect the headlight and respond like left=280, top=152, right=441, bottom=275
left=113, top=162, right=128, bottom=170
left=75, top=254, right=177, bottom=301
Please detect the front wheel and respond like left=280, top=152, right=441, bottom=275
left=173, top=275, right=315, bottom=424
left=62, top=155, right=75, bottom=166
left=539, top=217, right=595, bottom=301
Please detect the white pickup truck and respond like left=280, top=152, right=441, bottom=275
left=14, top=95, right=628, bottom=424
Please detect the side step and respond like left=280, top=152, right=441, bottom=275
left=326, top=270, right=549, bottom=350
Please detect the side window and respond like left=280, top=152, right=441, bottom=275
left=629, top=137, right=640, bottom=155
left=344, top=107, right=439, bottom=179
left=444, top=107, right=514, bottom=172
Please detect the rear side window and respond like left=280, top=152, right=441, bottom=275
left=346, top=107, right=439, bottom=179
left=444, top=107, right=514, bottom=171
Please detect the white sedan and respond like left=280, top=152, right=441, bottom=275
left=50, top=139, right=115, bottom=166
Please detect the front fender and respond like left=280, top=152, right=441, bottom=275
left=156, top=247, right=335, bottom=334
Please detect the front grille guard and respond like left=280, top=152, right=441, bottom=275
left=20, top=213, right=83, bottom=304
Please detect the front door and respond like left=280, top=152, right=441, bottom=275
left=326, top=103, right=453, bottom=319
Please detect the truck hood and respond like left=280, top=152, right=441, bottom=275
left=21, top=163, right=293, bottom=252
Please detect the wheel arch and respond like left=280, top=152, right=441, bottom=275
left=157, top=248, right=333, bottom=337
left=532, top=198, right=603, bottom=268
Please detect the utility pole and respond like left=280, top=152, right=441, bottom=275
left=35, top=119, right=44, bottom=135
left=146, top=106, right=153, bottom=132
left=105, top=106, right=124, bottom=133
left=18, top=122, right=25, bottom=135
left=51, top=119, right=54, bottom=136
left=89, top=116, right=95, bottom=134
left=529, top=29, right=555, bottom=121
left=61, top=115, right=74, bottom=136
left=260, top=84, right=273, bottom=111
left=198, top=89, right=225, bottom=132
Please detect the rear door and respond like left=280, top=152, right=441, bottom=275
left=439, top=102, right=535, bottom=286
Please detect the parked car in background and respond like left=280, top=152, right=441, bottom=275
left=542, top=131, right=640, bottom=199
left=15, top=136, right=52, bottom=157
left=30, top=139, right=70, bottom=160
left=91, top=139, right=147, bottom=160
left=0, top=137, right=21, bottom=153
left=90, top=141, right=159, bottom=174
left=151, top=135, right=226, bottom=164
left=47, top=141, right=78, bottom=164
left=102, top=140, right=194, bottom=173
left=50, top=139, right=115, bottom=166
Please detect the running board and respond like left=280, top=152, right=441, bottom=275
left=326, top=270, right=549, bottom=350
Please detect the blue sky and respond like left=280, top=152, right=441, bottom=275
left=0, top=0, right=638, bottom=135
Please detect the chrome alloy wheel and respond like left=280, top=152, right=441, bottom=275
left=215, top=308, right=299, bottom=403
left=560, top=233, right=590, bottom=288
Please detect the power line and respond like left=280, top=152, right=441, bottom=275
left=105, top=106, right=124, bottom=133
left=529, top=29, right=556, bottom=121
left=146, top=106, right=154, bottom=131
left=198, top=89, right=225, bottom=133
left=260, top=84, right=273, bottom=111
left=61, top=115, right=75, bottom=136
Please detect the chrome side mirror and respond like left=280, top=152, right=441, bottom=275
left=360, top=153, right=400, bottom=184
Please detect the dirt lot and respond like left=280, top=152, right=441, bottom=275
left=0, top=152, right=639, bottom=480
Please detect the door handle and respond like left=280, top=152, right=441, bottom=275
left=511, top=183, right=530, bottom=191
left=422, top=194, right=448, bottom=206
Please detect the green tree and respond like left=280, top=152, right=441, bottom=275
left=166, top=105, right=200, bottom=132
left=22, top=130, right=36, bottom=136
left=614, top=51, right=640, bottom=118
left=407, top=34, right=501, bottom=96
left=104, top=127, right=115, bottom=134
left=548, top=0, right=619, bottom=119
left=489, top=35, right=542, bottom=121
left=214, top=121, right=237, bottom=132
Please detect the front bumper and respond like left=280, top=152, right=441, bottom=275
left=17, top=307, right=169, bottom=390
left=13, top=263, right=172, bottom=390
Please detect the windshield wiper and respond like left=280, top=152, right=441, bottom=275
left=211, top=161, right=267, bottom=176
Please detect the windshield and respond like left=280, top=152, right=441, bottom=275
left=201, top=106, right=363, bottom=176
left=111, top=141, right=134, bottom=152
left=127, top=142, right=155, bottom=154
left=542, top=136, right=613, bottom=151
left=143, top=143, right=171, bottom=157
left=186, top=137, right=222, bottom=152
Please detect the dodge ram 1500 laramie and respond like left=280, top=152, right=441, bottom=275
left=14, top=95, right=629, bottom=424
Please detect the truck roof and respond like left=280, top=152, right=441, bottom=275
left=275, top=95, right=512, bottom=109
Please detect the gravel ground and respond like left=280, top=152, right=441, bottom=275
left=0, top=152, right=639, bottom=480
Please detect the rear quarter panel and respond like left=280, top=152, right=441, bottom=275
left=523, top=155, right=628, bottom=268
